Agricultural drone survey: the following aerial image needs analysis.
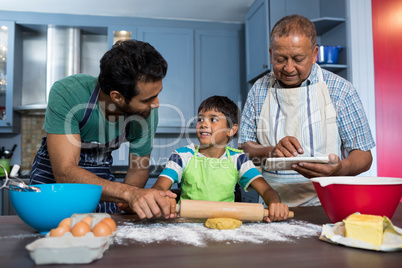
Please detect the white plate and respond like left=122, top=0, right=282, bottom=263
left=320, top=214, right=402, bottom=252
left=264, top=156, right=329, bottom=171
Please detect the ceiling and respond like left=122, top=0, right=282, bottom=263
left=0, top=0, right=254, bottom=23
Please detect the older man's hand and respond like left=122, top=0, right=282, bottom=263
left=291, top=153, right=341, bottom=178
left=274, top=136, right=304, bottom=157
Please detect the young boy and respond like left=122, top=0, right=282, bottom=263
left=153, top=96, right=289, bottom=222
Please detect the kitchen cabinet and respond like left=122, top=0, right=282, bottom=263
left=137, top=27, right=195, bottom=130
left=109, top=28, right=245, bottom=166
left=245, top=0, right=348, bottom=82
left=14, top=25, right=108, bottom=113
left=107, top=27, right=195, bottom=130
left=108, top=27, right=245, bottom=131
left=311, top=17, right=347, bottom=74
left=0, top=10, right=244, bottom=170
left=0, top=10, right=243, bottom=134
left=195, top=30, right=244, bottom=119
left=0, top=21, right=21, bottom=133
left=245, top=0, right=270, bottom=82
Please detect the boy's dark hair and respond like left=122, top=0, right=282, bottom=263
left=98, top=40, right=168, bottom=103
left=198, top=95, right=240, bottom=129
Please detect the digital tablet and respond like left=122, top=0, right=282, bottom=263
left=264, top=156, right=330, bottom=171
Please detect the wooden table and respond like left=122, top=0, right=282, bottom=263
left=1, top=205, right=401, bottom=267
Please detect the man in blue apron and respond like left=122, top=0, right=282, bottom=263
left=30, top=40, right=177, bottom=219
left=239, top=15, right=375, bottom=207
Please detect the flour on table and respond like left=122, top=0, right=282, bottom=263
left=115, top=220, right=321, bottom=247
left=0, top=233, right=42, bottom=240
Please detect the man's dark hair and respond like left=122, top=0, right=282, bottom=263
left=270, top=14, right=317, bottom=49
left=198, top=95, right=240, bottom=129
left=98, top=40, right=168, bottom=103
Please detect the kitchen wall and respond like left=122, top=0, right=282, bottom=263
left=17, top=116, right=237, bottom=173
left=17, top=113, right=199, bottom=173
left=112, top=133, right=238, bottom=167
left=347, top=0, right=377, bottom=177
left=0, top=10, right=245, bottom=177
left=20, top=114, right=45, bottom=173
left=0, top=114, right=46, bottom=175
left=0, top=1, right=383, bottom=178
left=18, top=115, right=236, bottom=171
left=372, top=0, right=402, bottom=177
left=15, top=114, right=237, bottom=173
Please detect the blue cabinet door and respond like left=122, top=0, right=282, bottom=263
left=195, top=30, right=243, bottom=119
left=138, top=27, right=194, bottom=130
left=245, top=0, right=270, bottom=82
left=0, top=21, right=19, bottom=132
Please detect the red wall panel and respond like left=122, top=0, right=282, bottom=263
left=372, top=0, right=402, bottom=177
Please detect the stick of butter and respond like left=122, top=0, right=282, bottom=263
left=344, top=214, right=384, bottom=246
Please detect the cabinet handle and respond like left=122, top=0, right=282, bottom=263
left=263, top=64, right=268, bottom=69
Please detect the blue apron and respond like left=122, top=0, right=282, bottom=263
left=30, top=85, right=130, bottom=213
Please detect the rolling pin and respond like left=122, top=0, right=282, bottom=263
left=175, top=199, right=294, bottom=221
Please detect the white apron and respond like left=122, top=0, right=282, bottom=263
left=256, top=65, right=341, bottom=207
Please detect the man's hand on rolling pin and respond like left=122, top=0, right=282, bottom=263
left=128, top=188, right=177, bottom=219
left=263, top=203, right=290, bottom=223
left=117, top=196, right=176, bottom=218
left=274, top=136, right=304, bottom=157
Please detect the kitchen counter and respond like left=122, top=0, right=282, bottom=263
left=110, top=165, right=165, bottom=179
left=1, top=205, right=401, bottom=267
left=17, top=165, right=165, bottom=180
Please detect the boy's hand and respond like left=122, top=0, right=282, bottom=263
left=117, top=202, right=132, bottom=213
left=263, top=203, right=289, bottom=223
left=165, top=196, right=178, bottom=218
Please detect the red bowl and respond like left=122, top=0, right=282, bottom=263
left=311, top=177, right=402, bottom=223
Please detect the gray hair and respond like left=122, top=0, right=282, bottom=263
left=270, top=14, right=317, bottom=49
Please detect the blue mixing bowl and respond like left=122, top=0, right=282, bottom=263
left=9, top=183, right=102, bottom=234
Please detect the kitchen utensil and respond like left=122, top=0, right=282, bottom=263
left=175, top=199, right=294, bottom=221
left=1, top=144, right=17, bottom=159
left=2, top=149, right=11, bottom=159
left=0, top=159, right=10, bottom=177
left=311, top=176, right=402, bottom=223
left=10, top=183, right=102, bottom=233
left=9, top=144, right=17, bottom=158
left=317, top=45, right=343, bottom=64
left=0, top=164, right=40, bottom=192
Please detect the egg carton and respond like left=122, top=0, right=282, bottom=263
left=26, top=213, right=116, bottom=265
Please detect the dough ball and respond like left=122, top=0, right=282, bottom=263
left=205, top=218, right=242, bottom=230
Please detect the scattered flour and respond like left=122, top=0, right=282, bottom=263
left=115, top=220, right=322, bottom=247
left=0, top=233, right=42, bottom=240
